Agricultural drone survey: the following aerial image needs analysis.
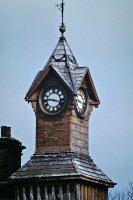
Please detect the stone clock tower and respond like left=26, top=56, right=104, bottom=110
left=10, top=1, right=115, bottom=199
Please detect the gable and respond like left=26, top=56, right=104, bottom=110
left=25, top=65, right=74, bottom=101
left=84, top=68, right=100, bottom=107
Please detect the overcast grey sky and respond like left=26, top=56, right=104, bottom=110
left=0, top=0, right=133, bottom=190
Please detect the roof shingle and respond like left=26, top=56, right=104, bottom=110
left=10, top=152, right=115, bottom=187
left=25, top=36, right=93, bottom=99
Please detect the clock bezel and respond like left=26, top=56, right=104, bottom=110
left=74, top=87, right=89, bottom=118
left=39, top=84, right=67, bottom=116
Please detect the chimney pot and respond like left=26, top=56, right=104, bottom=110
left=1, top=126, right=11, bottom=138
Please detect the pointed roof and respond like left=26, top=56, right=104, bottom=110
left=25, top=36, right=99, bottom=106
left=46, top=36, right=79, bottom=70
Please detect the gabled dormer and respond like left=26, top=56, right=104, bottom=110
left=25, top=36, right=100, bottom=109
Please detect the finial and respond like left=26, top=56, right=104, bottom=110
left=56, top=0, right=66, bottom=36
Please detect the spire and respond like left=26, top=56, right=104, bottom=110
left=25, top=1, right=100, bottom=105
left=56, top=0, right=66, bottom=35
left=45, top=36, right=79, bottom=70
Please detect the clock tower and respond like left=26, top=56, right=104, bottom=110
left=10, top=1, right=115, bottom=199
left=24, top=34, right=99, bottom=155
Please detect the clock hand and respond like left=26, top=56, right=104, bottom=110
left=77, top=99, right=84, bottom=105
left=48, top=99, right=59, bottom=102
left=77, top=99, right=86, bottom=107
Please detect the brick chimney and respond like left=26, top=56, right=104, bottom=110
left=0, top=126, right=26, bottom=199
left=1, top=126, right=11, bottom=138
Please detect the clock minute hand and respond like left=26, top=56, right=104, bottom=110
left=77, top=99, right=86, bottom=107
left=48, top=99, right=59, bottom=102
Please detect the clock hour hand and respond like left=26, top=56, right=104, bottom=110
left=77, top=100, right=86, bottom=109
left=77, top=99, right=82, bottom=104
left=77, top=99, right=84, bottom=105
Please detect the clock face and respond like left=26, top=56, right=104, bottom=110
left=39, top=85, right=66, bottom=115
left=75, top=88, right=88, bottom=118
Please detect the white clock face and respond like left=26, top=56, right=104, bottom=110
left=39, top=85, right=66, bottom=115
left=75, top=88, right=88, bottom=118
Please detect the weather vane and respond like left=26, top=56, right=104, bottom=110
left=55, top=0, right=66, bottom=35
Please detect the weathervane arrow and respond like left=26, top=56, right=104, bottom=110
left=55, top=0, right=66, bottom=35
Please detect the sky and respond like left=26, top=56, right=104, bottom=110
left=0, top=0, right=133, bottom=191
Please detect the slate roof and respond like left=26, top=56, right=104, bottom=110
left=45, top=35, right=79, bottom=70
left=10, top=152, right=115, bottom=187
left=25, top=36, right=98, bottom=101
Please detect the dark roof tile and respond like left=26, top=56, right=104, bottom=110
left=10, top=152, right=115, bottom=187
left=25, top=36, right=99, bottom=101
